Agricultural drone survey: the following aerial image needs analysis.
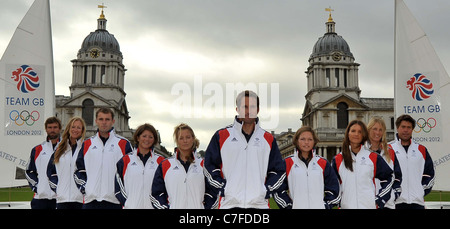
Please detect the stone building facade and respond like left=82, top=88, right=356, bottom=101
left=277, top=12, right=394, bottom=160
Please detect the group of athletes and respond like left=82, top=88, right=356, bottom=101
left=25, top=90, right=435, bottom=209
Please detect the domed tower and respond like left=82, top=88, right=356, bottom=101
left=305, top=10, right=361, bottom=105
left=70, top=7, right=125, bottom=100
left=282, top=9, right=394, bottom=160
left=300, top=9, right=365, bottom=160
left=65, top=6, right=131, bottom=138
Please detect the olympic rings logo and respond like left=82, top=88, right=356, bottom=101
left=9, top=110, right=40, bottom=126
left=414, top=117, right=437, bottom=133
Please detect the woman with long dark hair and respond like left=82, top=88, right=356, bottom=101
left=331, top=120, right=393, bottom=209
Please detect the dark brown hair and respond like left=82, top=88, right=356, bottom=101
left=395, top=114, right=416, bottom=129
left=292, top=126, right=319, bottom=160
left=45, top=116, right=62, bottom=129
left=96, top=107, right=114, bottom=120
left=341, top=120, right=368, bottom=172
left=133, top=123, right=159, bottom=148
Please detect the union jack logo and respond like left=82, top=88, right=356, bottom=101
left=11, top=65, right=40, bottom=93
left=406, top=73, right=434, bottom=101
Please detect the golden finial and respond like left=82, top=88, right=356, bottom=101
left=98, top=3, right=107, bottom=19
left=325, top=7, right=334, bottom=22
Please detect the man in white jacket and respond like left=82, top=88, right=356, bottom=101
left=204, top=90, right=291, bottom=209
left=74, top=108, right=132, bottom=209
left=26, top=117, right=61, bottom=209
left=389, top=114, right=435, bottom=209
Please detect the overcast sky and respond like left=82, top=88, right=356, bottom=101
left=1, top=0, right=449, bottom=151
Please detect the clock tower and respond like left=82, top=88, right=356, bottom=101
left=56, top=6, right=132, bottom=138
left=304, top=9, right=361, bottom=106
left=70, top=6, right=126, bottom=102
left=297, top=9, right=394, bottom=161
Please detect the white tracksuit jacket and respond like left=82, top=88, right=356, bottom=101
left=285, top=149, right=340, bottom=209
left=365, top=141, right=403, bottom=209
left=151, top=149, right=206, bottom=209
left=74, top=128, right=133, bottom=204
left=332, top=145, right=394, bottom=209
left=389, top=135, right=435, bottom=206
left=204, top=117, right=291, bottom=209
left=47, top=138, right=84, bottom=204
left=115, top=148, right=164, bottom=209
left=26, top=137, right=60, bottom=200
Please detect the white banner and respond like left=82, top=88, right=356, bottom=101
left=395, top=0, right=450, bottom=191
left=0, top=0, right=54, bottom=188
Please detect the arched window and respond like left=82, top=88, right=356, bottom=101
left=82, top=99, right=94, bottom=126
left=337, top=102, right=348, bottom=129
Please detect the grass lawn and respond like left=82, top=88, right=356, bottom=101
left=424, top=190, right=450, bottom=202
left=0, top=187, right=33, bottom=202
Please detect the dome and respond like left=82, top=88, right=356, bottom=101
left=80, top=30, right=121, bottom=55
left=310, top=33, right=353, bottom=59
left=79, top=14, right=122, bottom=56
left=310, top=20, right=353, bottom=60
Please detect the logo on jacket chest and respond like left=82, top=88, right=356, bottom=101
left=359, top=156, right=367, bottom=165
left=294, top=161, right=319, bottom=170
left=410, top=150, right=418, bottom=158
left=253, top=137, right=261, bottom=147
left=148, top=160, right=157, bottom=169
left=191, top=164, right=201, bottom=173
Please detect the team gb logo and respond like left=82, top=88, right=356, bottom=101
left=11, top=65, right=40, bottom=93
left=406, top=73, right=434, bottom=101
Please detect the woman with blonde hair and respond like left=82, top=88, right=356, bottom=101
left=284, top=126, right=340, bottom=209
left=331, top=120, right=393, bottom=209
left=151, top=123, right=214, bottom=209
left=47, top=116, right=86, bottom=209
left=366, top=117, right=402, bottom=209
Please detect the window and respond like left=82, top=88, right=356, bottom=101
left=343, top=69, right=348, bottom=88
left=82, top=99, right=94, bottom=126
left=337, top=102, right=348, bottom=129
left=91, top=65, right=96, bottom=84
left=101, top=66, right=106, bottom=84
left=335, top=68, right=340, bottom=87
left=326, top=69, right=331, bottom=87
left=391, top=117, right=395, bottom=130
left=84, top=66, right=88, bottom=84
left=117, top=69, right=120, bottom=84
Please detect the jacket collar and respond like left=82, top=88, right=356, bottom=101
left=293, top=148, right=316, bottom=164
left=134, top=145, right=155, bottom=157
left=96, top=127, right=115, bottom=138
left=46, top=136, right=61, bottom=143
left=349, top=144, right=371, bottom=159
left=233, top=115, right=260, bottom=133
left=174, top=147, right=199, bottom=161
left=395, top=133, right=412, bottom=145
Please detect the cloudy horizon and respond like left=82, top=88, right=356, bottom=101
left=1, top=0, right=449, bottom=151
